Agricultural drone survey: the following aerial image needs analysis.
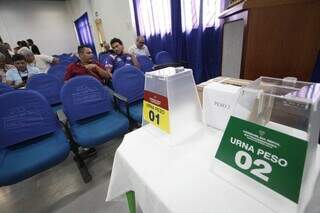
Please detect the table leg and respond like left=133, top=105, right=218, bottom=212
left=126, top=191, right=136, bottom=213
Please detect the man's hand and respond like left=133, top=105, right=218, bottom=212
left=84, top=63, right=110, bottom=80
left=84, top=64, right=97, bottom=71
left=13, top=81, right=25, bottom=89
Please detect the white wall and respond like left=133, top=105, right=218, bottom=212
left=0, top=0, right=78, bottom=55
left=67, top=0, right=136, bottom=52
left=66, top=0, right=100, bottom=52
left=91, top=0, right=136, bottom=49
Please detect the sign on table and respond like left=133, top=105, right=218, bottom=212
left=215, top=116, right=307, bottom=203
left=143, top=90, right=170, bottom=133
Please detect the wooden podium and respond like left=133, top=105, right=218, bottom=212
left=219, top=0, right=320, bottom=81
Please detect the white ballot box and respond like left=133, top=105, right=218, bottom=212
left=142, top=67, right=203, bottom=145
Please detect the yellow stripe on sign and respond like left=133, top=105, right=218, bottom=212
left=143, top=100, right=170, bottom=133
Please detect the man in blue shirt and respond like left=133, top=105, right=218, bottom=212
left=6, top=54, right=41, bottom=88
left=105, top=38, right=140, bottom=74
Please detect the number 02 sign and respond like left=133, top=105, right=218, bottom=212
left=215, top=116, right=307, bottom=203
left=143, top=90, right=170, bottom=133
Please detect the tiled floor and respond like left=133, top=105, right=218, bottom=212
left=0, top=137, right=140, bottom=213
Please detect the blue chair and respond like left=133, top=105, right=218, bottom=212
left=48, top=65, right=67, bottom=82
left=61, top=75, right=129, bottom=149
left=155, top=51, right=174, bottom=64
left=0, top=90, right=70, bottom=186
left=0, top=83, right=14, bottom=95
left=26, top=74, right=63, bottom=112
left=112, top=65, right=145, bottom=125
left=137, top=55, right=154, bottom=73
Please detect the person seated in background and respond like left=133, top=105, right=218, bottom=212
left=100, top=41, right=114, bottom=55
left=98, top=41, right=114, bottom=65
left=0, top=43, right=12, bottom=64
left=105, top=38, right=140, bottom=73
left=0, top=53, right=14, bottom=83
left=27, top=39, right=41, bottom=55
left=128, top=36, right=150, bottom=57
left=6, top=54, right=41, bottom=88
left=20, top=40, right=29, bottom=48
left=3, top=43, right=14, bottom=56
left=64, top=45, right=111, bottom=82
left=18, top=47, right=59, bottom=73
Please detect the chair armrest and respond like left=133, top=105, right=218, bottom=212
left=56, top=110, right=67, bottom=125
left=104, top=86, right=131, bottom=119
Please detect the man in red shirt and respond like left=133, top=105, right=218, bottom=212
left=64, top=45, right=111, bottom=82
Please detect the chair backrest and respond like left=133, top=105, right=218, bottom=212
left=99, top=53, right=113, bottom=66
left=47, top=65, right=67, bottom=74
left=155, top=51, right=174, bottom=64
left=0, top=83, right=14, bottom=95
left=26, top=73, right=63, bottom=105
left=112, top=65, right=145, bottom=103
left=61, top=76, right=113, bottom=123
left=137, top=55, right=154, bottom=73
left=0, top=90, right=60, bottom=149
left=311, top=52, right=320, bottom=83
left=47, top=65, right=67, bottom=82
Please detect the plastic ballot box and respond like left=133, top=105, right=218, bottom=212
left=214, top=77, right=320, bottom=213
left=142, top=67, right=203, bottom=145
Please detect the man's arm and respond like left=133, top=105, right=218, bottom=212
left=6, top=80, right=24, bottom=89
left=129, top=53, right=140, bottom=68
left=128, top=46, right=135, bottom=55
left=64, top=65, right=74, bottom=81
left=145, top=45, right=151, bottom=57
left=52, top=57, right=59, bottom=64
left=85, top=64, right=111, bottom=79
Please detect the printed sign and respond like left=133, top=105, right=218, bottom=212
left=215, top=116, right=308, bottom=203
left=143, top=90, right=170, bottom=133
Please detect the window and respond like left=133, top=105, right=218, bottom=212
left=181, top=0, right=200, bottom=33
left=203, top=0, right=221, bottom=29
left=181, top=0, right=221, bottom=33
left=135, top=0, right=171, bottom=38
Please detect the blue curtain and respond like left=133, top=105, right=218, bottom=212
left=74, top=12, right=97, bottom=57
left=132, top=0, right=222, bottom=84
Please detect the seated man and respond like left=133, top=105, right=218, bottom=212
left=6, top=54, right=41, bottom=88
left=98, top=41, right=114, bottom=65
left=18, top=47, right=59, bottom=73
left=105, top=38, right=140, bottom=73
left=65, top=45, right=111, bottom=81
left=27, top=39, right=41, bottom=55
left=128, top=36, right=150, bottom=57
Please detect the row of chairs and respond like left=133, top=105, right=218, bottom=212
left=0, top=65, right=145, bottom=186
left=99, top=51, right=175, bottom=74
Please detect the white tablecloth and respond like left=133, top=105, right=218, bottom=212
left=106, top=126, right=320, bottom=213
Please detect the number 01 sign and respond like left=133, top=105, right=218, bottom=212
left=143, top=90, right=170, bottom=133
left=215, top=116, right=308, bottom=203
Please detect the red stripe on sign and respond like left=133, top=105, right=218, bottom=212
left=144, top=90, right=168, bottom=110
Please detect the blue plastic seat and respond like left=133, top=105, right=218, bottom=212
left=61, top=76, right=129, bottom=148
left=26, top=73, right=63, bottom=111
left=47, top=65, right=67, bottom=82
left=0, top=83, right=14, bottom=95
left=155, top=51, right=174, bottom=64
left=137, top=55, right=154, bottom=73
left=112, top=65, right=145, bottom=124
left=0, top=90, right=70, bottom=186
